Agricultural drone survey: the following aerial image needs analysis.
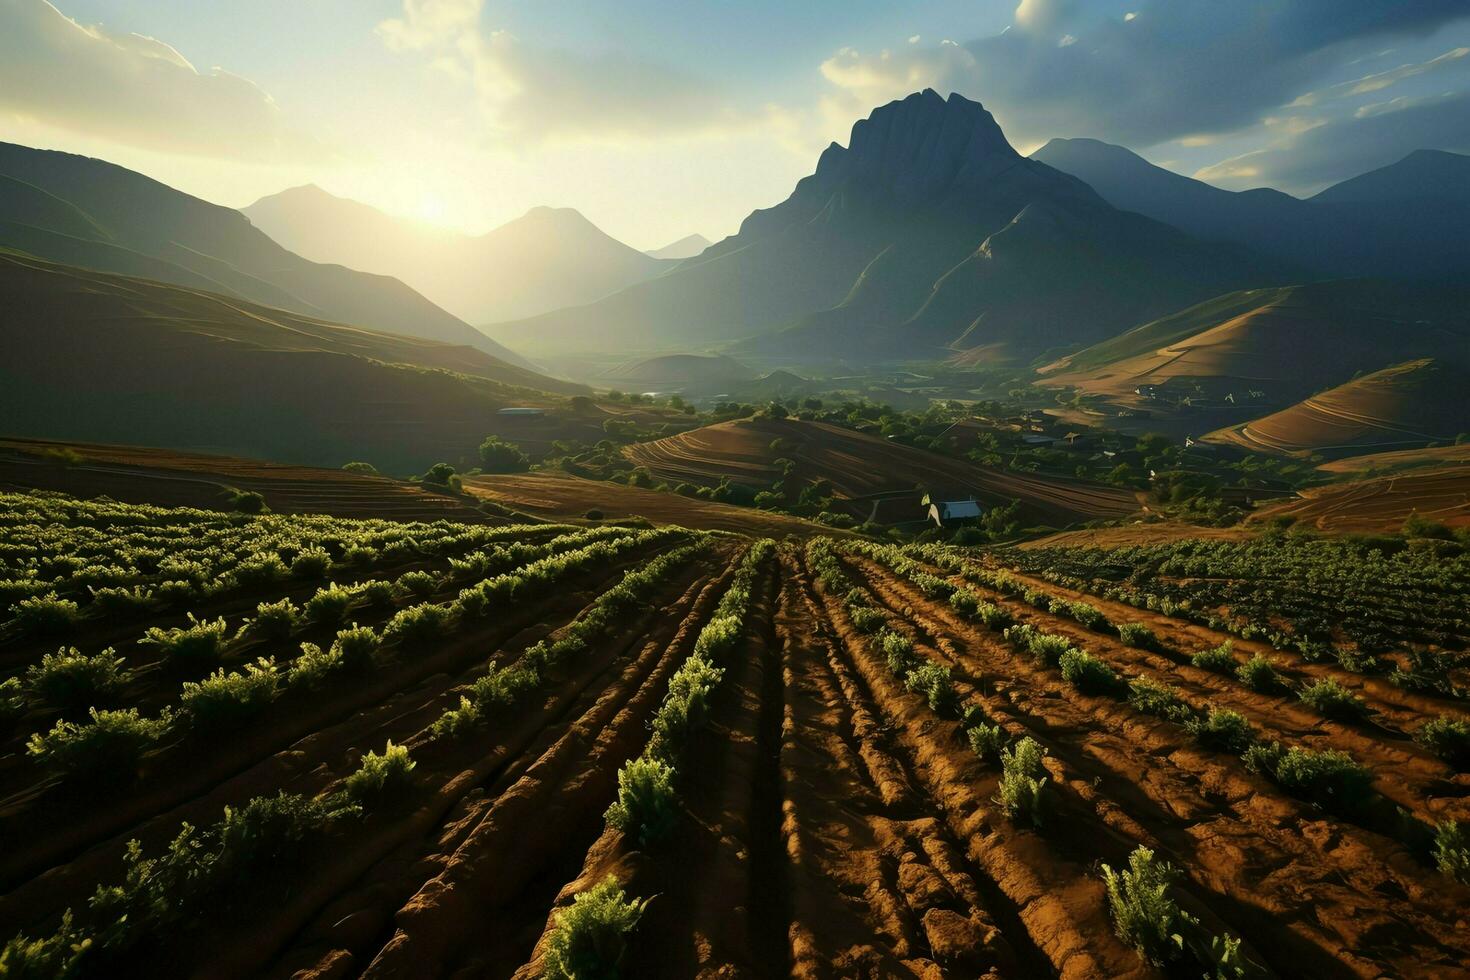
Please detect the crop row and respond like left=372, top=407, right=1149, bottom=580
left=851, top=543, right=1469, bottom=890
left=535, top=539, right=775, bottom=979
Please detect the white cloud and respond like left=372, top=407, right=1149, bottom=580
left=0, top=0, right=319, bottom=161
left=376, top=0, right=743, bottom=144
left=1290, top=46, right=1470, bottom=107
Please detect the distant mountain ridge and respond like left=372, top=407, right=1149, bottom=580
left=489, top=90, right=1286, bottom=364
left=0, top=142, right=533, bottom=368
left=645, top=234, right=711, bottom=260
left=245, top=186, right=670, bottom=324
left=1031, top=139, right=1470, bottom=279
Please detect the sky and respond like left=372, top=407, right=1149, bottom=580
left=1, top=0, right=1468, bottom=250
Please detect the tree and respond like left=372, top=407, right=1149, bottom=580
left=765, top=401, right=789, bottom=420
left=421, top=462, right=456, bottom=485
left=478, top=436, right=530, bottom=474
left=341, top=461, right=379, bottom=476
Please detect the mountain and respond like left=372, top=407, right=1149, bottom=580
left=645, top=234, right=712, bottom=260
left=1031, top=139, right=1470, bottom=279
left=1206, top=358, right=1470, bottom=459
left=488, top=90, right=1283, bottom=363
left=0, top=142, right=532, bottom=368
left=244, top=186, right=669, bottom=324
left=1039, top=279, right=1470, bottom=408
left=1311, top=148, right=1470, bottom=207
left=0, top=250, right=585, bottom=472
left=601, top=353, right=756, bottom=389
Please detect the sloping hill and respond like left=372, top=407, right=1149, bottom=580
left=1032, top=139, right=1470, bottom=280
left=0, top=142, right=531, bottom=367
left=488, top=90, right=1282, bottom=363
left=245, top=186, right=669, bottom=324
left=1040, top=280, right=1470, bottom=406
left=0, top=251, right=584, bottom=472
left=1206, top=359, right=1470, bottom=458
left=644, top=234, right=711, bottom=260
left=0, top=438, right=492, bottom=522
left=623, top=417, right=1139, bottom=525
left=1250, top=466, right=1470, bottom=532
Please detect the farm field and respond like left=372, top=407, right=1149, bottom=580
left=1249, top=465, right=1470, bottom=533
left=0, top=438, right=491, bottom=523
left=3, top=490, right=1469, bottom=978
left=461, top=471, right=850, bottom=538
left=624, top=417, right=1142, bottom=526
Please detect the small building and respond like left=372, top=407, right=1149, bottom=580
left=927, top=497, right=983, bottom=527
left=1135, top=385, right=1159, bottom=400
left=497, top=407, right=545, bottom=418
left=1021, top=433, right=1057, bottom=447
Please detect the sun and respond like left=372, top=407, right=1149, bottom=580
left=413, top=191, right=449, bottom=226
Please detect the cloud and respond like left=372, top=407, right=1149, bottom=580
left=1290, top=45, right=1470, bottom=106
left=0, top=0, right=318, bottom=161
left=1194, top=90, right=1470, bottom=192
left=376, top=0, right=740, bottom=143
left=813, top=0, right=1470, bottom=150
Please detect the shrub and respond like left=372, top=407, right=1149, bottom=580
left=1272, top=746, right=1374, bottom=813
left=290, top=547, right=332, bottom=579
left=9, top=595, right=81, bottom=638
left=394, top=570, right=438, bottom=601
left=1297, top=678, right=1369, bottom=721
left=246, top=598, right=299, bottom=641
left=1184, top=709, right=1254, bottom=755
left=1434, top=820, right=1469, bottom=883
left=286, top=642, right=342, bottom=690
left=904, top=662, right=960, bottom=717
left=27, top=707, right=171, bottom=781
left=949, top=589, right=980, bottom=618
left=1191, top=641, right=1236, bottom=674
left=1101, top=846, right=1196, bottom=966
left=1030, top=633, right=1073, bottom=668
left=230, top=554, right=289, bottom=588
left=848, top=605, right=885, bottom=634
left=25, top=647, right=131, bottom=710
left=1127, top=676, right=1191, bottom=722
left=0, top=909, right=91, bottom=979
left=604, top=756, right=679, bottom=846
left=341, top=461, right=379, bottom=475
left=968, top=721, right=1009, bottom=761
left=333, top=624, right=380, bottom=670
left=543, top=877, right=647, bottom=980
left=0, top=676, right=23, bottom=727
left=179, top=658, right=279, bottom=731
left=226, top=489, right=267, bottom=514
left=357, top=579, right=396, bottom=608
left=1058, top=649, right=1124, bottom=696
left=1236, top=654, right=1287, bottom=694
left=648, top=656, right=724, bottom=764
left=1390, top=648, right=1462, bottom=698
left=88, top=585, right=155, bottom=617
left=383, top=603, right=455, bottom=646
left=478, top=435, right=530, bottom=474
left=995, top=736, right=1048, bottom=826
left=140, top=613, right=230, bottom=667
left=974, top=601, right=1013, bottom=630
left=1118, top=623, right=1158, bottom=649
left=880, top=629, right=919, bottom=677
left=1416, top=716, right=1470, bottom=769
left=344, top=740, right=417, bottom=806
left=305, top=584, right=355, bottom=626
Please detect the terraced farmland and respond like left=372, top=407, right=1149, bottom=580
left=2, top=491, right=1468, bottom=978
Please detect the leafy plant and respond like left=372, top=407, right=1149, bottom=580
left=1434, top=820, right=1469, bottom=883
left=344, top=741, right=417, bottom=806
left=904, top=662, right=960, bottom=717
left=1102, top=846, right=1196, bottom=966
left=1271, top=746, right=1374, bottom=813
left=290, top=547, right=332, bottom=579
left=245, top=598, right=299, bottom=641
left=1184, top=708, right=1254, bottom=754
left=848, top=604, right=885, bottom=634
left=383, top=602, right=455, bottom=646
left=995, top=736, right=1048, bottom=826
left=1297, top=678, right=1370, bottom=721
left=1127, top=676, right=1192, bottom=722
left=1416, top=716, right=1470, bottom=769
left=304, top=584, right=355, bottom=626
left=604, top=756, right=679, bottom=846
left=179, top=659, right=279, bottom=731
left=1236, top=654, right=1288, bottom=694
left=968, top=721, right=1009, bottom=761
left=27, top=707, right=171, bottom=781
left=25, top=647, right=131, bottom=711
left=1058, top=649, right=1124, bottom=696
left=1190, top=641, right=1236, bottom=674
left=0, top=676, right=24, bottom=727
left=0, top=909, right=92, bottom=979
left=880, top=629, right=919, bottom=677
left=140, top=613, right=230, bottom=667
left=9, top=595, right=81, bottom=638
left=1118, top=623, right=1158, bottom=650
left=543, top=877, right=647, bottom=980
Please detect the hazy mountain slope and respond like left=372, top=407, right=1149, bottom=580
left=645, top=233, right=712, bottom=259
left=1040, top=279, right=1470, bottom=405
left=0, top=250, right=584, bottom=471
left=491, top=90, right=1283, bottom=362
left=245, top=185, right=669, bottom=324
left=601, top=353, right=756, bottom=387
left=1207, top=358, right=1470, bottom=458
left=0, top=142, right=534, bottom=369
left=1031, top=139, right=1470, bottom=279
